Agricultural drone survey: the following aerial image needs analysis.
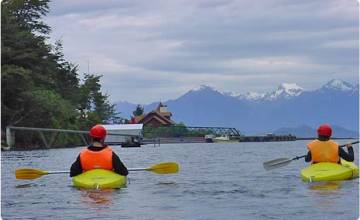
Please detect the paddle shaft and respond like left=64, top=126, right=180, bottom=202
left=47, top=171, right=70, bottom=174
left=128, top=168, right=147, bottom=171
left=49, top=164, right=177, bottom=173
left=37, top=168, right=152, bottom=175
left=292, top=140, right=359, bottom=161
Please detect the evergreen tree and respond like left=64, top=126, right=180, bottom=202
left=1, top=0, right=121, bottom=147
left=78, top=74, right=121, bottom=129
left=133, top=105, right=144, bottom=117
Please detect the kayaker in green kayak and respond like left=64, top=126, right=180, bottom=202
left=70, top=124, right=128, bottom=177
left=305, top=124, right=354, bottom=164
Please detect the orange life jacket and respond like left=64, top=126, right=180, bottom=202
left=307, top=140, right=339, bottom=163
left=80, top=146, right=113, bottom=172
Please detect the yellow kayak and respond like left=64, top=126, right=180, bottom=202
left=72, top=169, right=127, bottom=189
left=301, top=160, right=359, bottom=182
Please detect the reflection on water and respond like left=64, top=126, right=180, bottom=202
left=308, top=181, right=342, bottom=191
left=307, top=181, right=345, bottom=209
left=80, top=189, right=116, bottom=205
left=15, top=183, right=37, bottom=188
left=14, top=182, right=46, bottom=189
left=155, top=181, right=178, bottom=186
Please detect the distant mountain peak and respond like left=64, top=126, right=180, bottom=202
left=242, top=91, right=266, bottom=101
left=322, top=79, right=355, bottom=91
left=232, top=83, right=304, bottom=101
left=191, top=85, right=217, bottom=92
left=279, top=83, right=303, bottom=92
left=264, top=83, right=304, bottom=100
left=222, top=91, right=241, bottom=97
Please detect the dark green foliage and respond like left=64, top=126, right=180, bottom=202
left=77, top=74, right=121, bottom=128
left=1, top=0, right=120, bottom=148
left=133, top=104, right=144, bottom=117
left=2, top=0, right=50, bottom=35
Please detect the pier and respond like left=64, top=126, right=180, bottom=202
left=238, top=134, right=296, bottom=142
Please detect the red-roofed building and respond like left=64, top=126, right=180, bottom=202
left=131, top=102, right=175, bottom=127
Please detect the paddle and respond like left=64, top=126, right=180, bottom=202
left=15, top=162, right=179, bottom=180
left=128, top=162, right=179, bottom=174
left=263, top=140, right=359, bottom=171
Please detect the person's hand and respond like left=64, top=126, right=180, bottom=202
left=346, top=143, right=352, bottom=149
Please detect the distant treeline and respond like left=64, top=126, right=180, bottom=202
left=1, top=0, right=121, bottom=146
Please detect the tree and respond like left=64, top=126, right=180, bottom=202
left=133, top=105, right=144, bottom=117
left=1, top=0, right=54, bottom=128
left=2, top=0, right=50, bottom=35
left=1, top=0, right=121, bottom=148
left=78, top=74, right=121, bottom=129
left=50, top=40, right=80, bottom=105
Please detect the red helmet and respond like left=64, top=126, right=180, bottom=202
left=89, top=124, right=107, bottom=138
left=317, top=124, right=332, bottom=137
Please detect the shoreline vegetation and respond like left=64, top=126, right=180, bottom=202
left=1, top=0, right=123, bottom=148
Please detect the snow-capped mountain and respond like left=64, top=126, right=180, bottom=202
left=263, top=83, right=304, bottom=100
left=184, top=79, right=352, bottom=102
left=115, top=79, right=359, bottom=135
left=222, top=91, right=241, bottom=98
left=241, top=91, right=266, bottom=101
left=190, top=85, right=219, bottom=93
left=320, top=79, right=356, bottom=91
left=224, top=83, right=304, bottom=101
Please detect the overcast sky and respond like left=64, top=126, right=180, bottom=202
left=46, top=0, right=359, bottom=104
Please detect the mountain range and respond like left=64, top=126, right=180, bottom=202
left=115, top=79, right=359, bottom=137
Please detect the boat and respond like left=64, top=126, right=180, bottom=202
left=300, top=159, right=359, bottom=182
left=213, top=135, right=231, bottom=142
left=205, top=134, right=215, bottom=143
left=72, top=169, right=127, bottom=189
left=1, top=145, right=10, bottom=151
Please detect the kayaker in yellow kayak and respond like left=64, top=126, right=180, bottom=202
left=70, top=124, right=128, bottom=177
left=305, top=124, right=354, bottom=164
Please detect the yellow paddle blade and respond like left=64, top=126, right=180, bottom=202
left=15, top=168, right=49, bottom=180
left=146, top=162, right=179, bottom=174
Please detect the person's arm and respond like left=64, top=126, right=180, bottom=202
left=305, top=151, right=312, bottom=162
left=112, top=153, right=129, bottom=176
left=70, top=155, right=83, bottom=177
left=339, top=145, right=354, bottom=162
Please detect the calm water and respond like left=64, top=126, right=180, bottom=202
left=1, top=140, right=359, bottom=220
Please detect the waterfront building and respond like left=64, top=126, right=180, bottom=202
left=131, top=102, right=175, bottom=127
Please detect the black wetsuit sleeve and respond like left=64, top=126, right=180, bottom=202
left=339, top=147, right=354, bottom=162
left=305, top=151, right=312, bottom=162
left=112, top=153, right=129, bottom=176
left=70, top=155, right=83, bottom=177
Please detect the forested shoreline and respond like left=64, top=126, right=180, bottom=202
left=1, top=0, right=122, bottom=148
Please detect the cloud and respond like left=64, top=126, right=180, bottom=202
left=219, top=56, right=334, bottom=74
left=321, top=39, right=358, bottom=49
left=45, top=0, right=358, bottom=103
left=78, top=15, right=163, bottom=30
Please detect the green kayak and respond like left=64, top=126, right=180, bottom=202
left=72, top=169, right=127, bottom=189
left=301, top=160, right=359, bottom=182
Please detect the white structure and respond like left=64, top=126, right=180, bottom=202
left=103, top=124, right=143, bottom=144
